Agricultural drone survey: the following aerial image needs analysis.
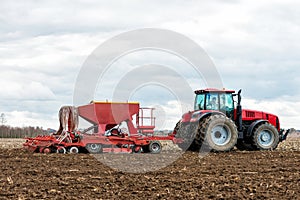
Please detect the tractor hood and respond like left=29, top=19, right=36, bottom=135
left=241, top=108, right=280, bottom=129
left=241, top=109, right=279, bottom=120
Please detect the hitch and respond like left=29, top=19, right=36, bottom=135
left=279, top=129, right=291, bottom=142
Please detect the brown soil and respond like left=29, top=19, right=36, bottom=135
left=0, top=148, right=299, bottom=200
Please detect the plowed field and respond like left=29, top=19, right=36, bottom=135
left=0, top=140, right=299, bottom=199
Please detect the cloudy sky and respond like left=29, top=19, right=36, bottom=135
left=0, top=0, right=299, bottom=130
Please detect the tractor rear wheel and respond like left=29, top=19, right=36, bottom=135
left=252, top=123, right=279, bottom=150
left=188, top=123, right=202, bottom=151
left=86, top=143, right=103, bottom=154
left=174, top=121, right=196, bottom=150
left=198, top=114, right=238, bottom=152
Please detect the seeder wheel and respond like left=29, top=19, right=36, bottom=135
left=86, top=143, right=103, bottom=154
left=148, top=141, right=162, bottom=154
left=69, top=146, right=79, bottom=154
left=56, top=146, right=66, bottom=154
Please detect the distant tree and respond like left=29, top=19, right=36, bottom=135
left=0, top=113, right=7, bottom=125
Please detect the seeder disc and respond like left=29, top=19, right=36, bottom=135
left=43, top=148, right=51, bottom=154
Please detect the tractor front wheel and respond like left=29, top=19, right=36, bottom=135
left=252, top=123, right=279, bottom=150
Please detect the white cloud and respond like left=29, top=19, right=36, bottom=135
left=5, top=111, right=58, bottom=128
left=0, top=80, right=56, bottom=100
left=151, top=100, right=192, bottom=130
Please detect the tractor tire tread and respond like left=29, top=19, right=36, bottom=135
left=252, top=123, right=280, bottom=151
left=198, top=114, right=238, bottom=152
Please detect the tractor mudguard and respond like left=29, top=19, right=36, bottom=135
left=180, top=112, right=192, bottom=123
left=246, top=120, right=268, bottom=137
left=190, top=111, right=225, bottom=123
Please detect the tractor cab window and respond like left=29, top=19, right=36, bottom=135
left=194, top=94, right=205, bottom=110
left=220, top=94, right=234, bottom=111
left=206, top=93, right=219, bottom=110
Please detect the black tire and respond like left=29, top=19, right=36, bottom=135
left=174, top=121, right=186, bottom=150
left=252, top=123, right=279, bottom=150
left=86, top=143, right=103, bottom=154
left=198, top=115, right=238, bottom=152
left=185, top=123, right=202, bottom=151
left=174, top=121, right=197, bottom=151
left=174, top=121, right=191, bottom=139
left=148, top=141, right=162, bottom=154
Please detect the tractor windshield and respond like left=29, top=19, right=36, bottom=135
left=206, top=93, right=219, bottom=110
left=194, top=93, right=234, bottom=112
left=219, top=93, right=234, bottom=111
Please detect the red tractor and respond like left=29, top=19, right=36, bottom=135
left=174, top=88, right=290, bottom=151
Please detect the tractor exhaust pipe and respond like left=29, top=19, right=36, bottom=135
left=236, top=89, right=243, bottom=133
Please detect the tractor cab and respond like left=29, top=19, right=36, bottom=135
left=194, top=88, right=236, bottom=119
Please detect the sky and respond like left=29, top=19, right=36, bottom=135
left=0, top=0, right=299, bottom=130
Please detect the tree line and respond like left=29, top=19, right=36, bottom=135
left=0, top=125, right=48, bottom=138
